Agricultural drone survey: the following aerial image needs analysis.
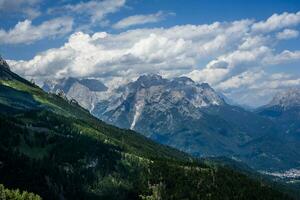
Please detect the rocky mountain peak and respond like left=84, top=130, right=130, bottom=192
left=0, top=55, right=10, bottom=70
left=92, top=74, right=226, bottom=132
left=199, top=83, right=210, bottom=89
left=129, top=74, right=224, bottom=108
left=170, top=77, right=195, bottom=87
left=134, top=73, right=165, bottom=88
left=269, top=88, right=300, bottom=108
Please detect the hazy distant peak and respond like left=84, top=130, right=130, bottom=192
left=43, top=77, right=107, bottom=93
left=269, top=88, right=300, bottom=108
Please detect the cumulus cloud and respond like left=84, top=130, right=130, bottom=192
left=250, top=73, right=300, bottom=90
left=186, top=46, right=272, bottom=84
left=185, top=46, right=300, bottom=104
left=263, top=50, right=300, bottom=65
left=9, top=20, right=252, bottom=79
left=112, top=11, right=174, bottom=29
left=276, top=29, right=299, bottom=40
left=216, top=70, right=265, bottom=91
left=8, top=11, right=300, bottom=107
left=219, top=72, right=300, bottom=107
left=0, top=17, right=73, bottom=44
left=239, top=35, right=268, bottom=50
left=252, top=11, right=300, bottom=33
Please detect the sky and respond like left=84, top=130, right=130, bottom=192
left=0, top=0, right=300, bottom=107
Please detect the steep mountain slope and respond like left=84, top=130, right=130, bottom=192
left=0, top=58, right=292, bottom=199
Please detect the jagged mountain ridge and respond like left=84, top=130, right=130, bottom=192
left=94, top=74, right=300, bottom=172
left=43, top=77, right=107, bottom=93
left=43, top=74, right=300, bottom=171
left=91, top=74, right=290, bottom=171
left=93, top=74, right=225, bottom=130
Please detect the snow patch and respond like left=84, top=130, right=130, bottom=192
left=130, top=100, right=145, bottom=130
left=261, top=168, right=300, bottom=179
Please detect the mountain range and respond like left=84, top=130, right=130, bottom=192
left=43, top=74, right=300, bottom=174
left=1, top=56, right=294, bottom=199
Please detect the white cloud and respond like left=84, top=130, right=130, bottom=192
left=186, top=46, right=271, bottom=84
left=239, top=35, right=268, bottom=50
left=0, top=17, right=73, bottom=44
left=263, top=50, right=300, bottom=65
left=276, top=29, right=299, bottom=40
left=250, top=74, right=300, bottom=90
left=186, top=68, right=228, bottom=86
left=9, top=20, right=251, bottom=80
left=112, top=11, right=173, bottom=29
left=0, top=0, right=41, bottom=19
left=50, top=0, right=126, bottom=25
left=252, top=11, right=300, bottom=33
left=216, top=70, right=264, bottom=91
left=8, top=11, right=300, bottom=107
left=220, top=72, right=300, bottom=107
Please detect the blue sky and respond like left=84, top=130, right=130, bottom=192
left=0, top=0, right=300, bottom=106
left=1, top=0, right=300, bottom=59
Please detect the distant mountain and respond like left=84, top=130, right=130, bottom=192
left=265, top=88, right=300, bottom=109
left=0, top=57, right=291, bottom=199
left=257, top=88, right=300, bottom=127
left=43, top=77, right=108, bottom=110
left=93, top=74, right=225, bottom=130
left=42, top=74, right=300, bottom=172
left=252, top=91, right=300, bottom=198
left=43, top=77, right=107, bottom=93
left=90, top=74, right=300, bottom=171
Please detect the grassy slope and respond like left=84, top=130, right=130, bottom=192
left=0, top=76, right=293, bottom=199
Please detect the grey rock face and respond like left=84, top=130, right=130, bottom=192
left=42, top=77, right=108, bottom=111
left=92, top=74, right=225, bottom=131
